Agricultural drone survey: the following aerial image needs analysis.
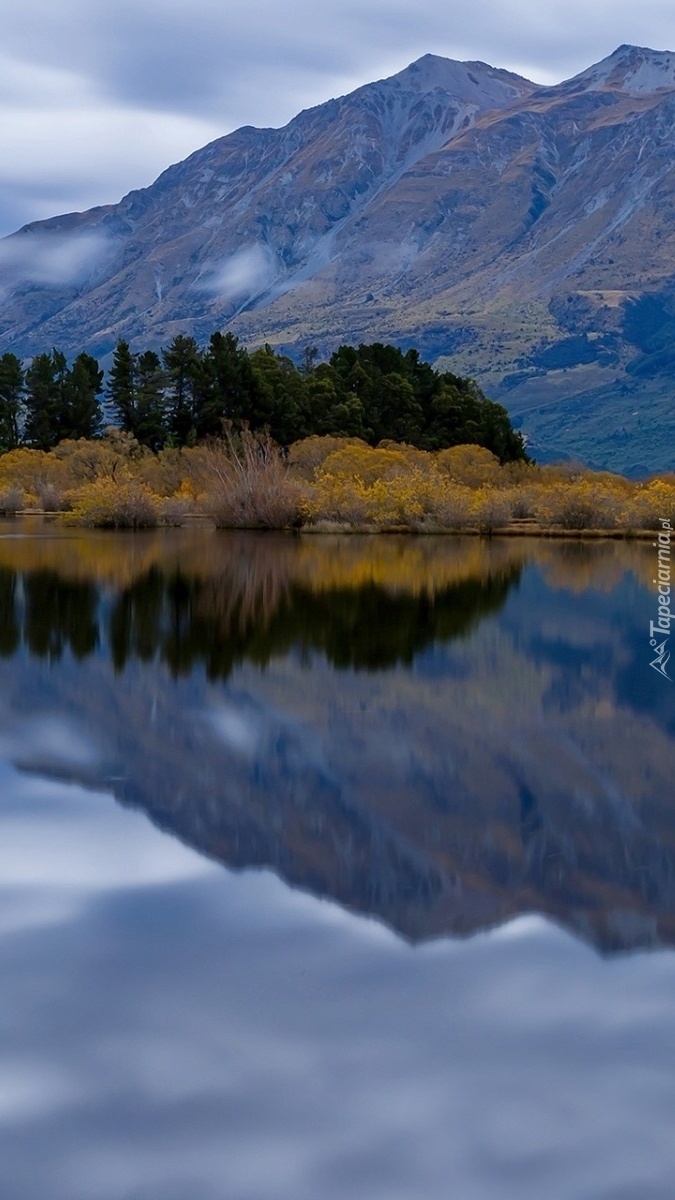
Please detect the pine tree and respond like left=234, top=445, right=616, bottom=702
left=107, top=340, right=137, bottom=435
left=0, top=352, right=24, bottom=452
left=163, top=335, right=201, bottom=445
left=23, top=351, right=67, bottom=449
left=134, top=351, right=167, bottom=450
left=62, top=353, right=103, bottom=440
left=198, top=331, right=260, bottom=437
left=248, top=346, right=306, bottom=443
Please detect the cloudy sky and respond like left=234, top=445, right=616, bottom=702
left=1, top=0, right=675, bottom=237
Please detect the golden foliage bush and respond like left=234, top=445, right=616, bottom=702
left=305, top=462, right=511, bottom=531
left=428, top=483, right=475, bottom=530
left=359, top=473, right=426, bottom=527
left=623, top=481, right=675, bottom=529
left=436, top=444, right=502, bottom=487
left=136, top=446, right=195, bottom=497
left=470, top=487, right=514, bottom=532
left=500, top=459, right=542, bottom=488
left=507, top=484, right=542, bottom=519
left=0, top=448, right=56, bottom=496
left=67, top=480, right=161, bottom=528
left=318, top=444, right=415, bottom=486
left=2, top=431, right=675, bottom=534
left=287, top=435, right=368, bottom=480
left=51, top=431, right=148, bottom=486
left=533, top=480, right=624, bottom=530
left=302, top=473, right=370, bottom=525
left=305, top=451, right=439, bottom=528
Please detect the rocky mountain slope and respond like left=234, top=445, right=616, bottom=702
left=2, top=45, right=675, bottom=472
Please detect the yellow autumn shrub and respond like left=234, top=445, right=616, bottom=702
left=66, top=480, right=161, bottom=528
left=302, top=472, right=371, bottom=524
left=533, top=480, right=624, bottom=530
left=435, top=444, right=501, bottom=487
left=318, top=444, right=416, bottom=486
left=427, top=482, right=475, bottom=529
left=0, top=447, right=70, bottom=506
left=470, top=487, right=514, bottom=532
left=624, top=480, right=675, bottom=529
left=288, top=435, right=368, bottom=480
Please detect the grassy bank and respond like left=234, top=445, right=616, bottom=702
left=1, top=429, right=673, bottom=535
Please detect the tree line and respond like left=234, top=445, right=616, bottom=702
left=0, top=334, right=528, bottom=462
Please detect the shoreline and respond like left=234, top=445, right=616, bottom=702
left=1, top=510, right=665, bottom=539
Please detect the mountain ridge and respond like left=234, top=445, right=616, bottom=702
left=1, top=45, right=675, bottom=473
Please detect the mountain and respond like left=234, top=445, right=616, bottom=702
left=2, top=45, right=675, bottom=473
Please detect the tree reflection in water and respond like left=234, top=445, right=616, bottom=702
left=0, top=531, right=523, bottom=677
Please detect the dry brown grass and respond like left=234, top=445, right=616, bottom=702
left=0, top=486, right=23, bottom=515
left=198, top=425, right=303, bottom=529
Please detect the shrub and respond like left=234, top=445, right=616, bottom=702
left=534, top=481, right=622, bottom=530
left=0, top=486, right=23, bottom=515
left=427, top=483, right=475, bottom=530
left=200, top=426, right=303, bottom=529
left=67, top=480, right=160, bottom=528
left=287, top=435, right=368, bottom=480
left=159, top=496, right=193, bottom=526
left=471, top=487, right=513, bottom=533
left=318, top=444, right=415, bottom=486
left=624, top=481, right=675, bottom=529
left=508, top=485, right=540, bottom=519
left=436, top=444, right=501, bottom=487
left=360, top=474, right=425, bottom=527
left=35, top=481, right=69, bottom=512
left=137, top=447, right=189, bottom=496
left=302, top=472, right=370, bottom=525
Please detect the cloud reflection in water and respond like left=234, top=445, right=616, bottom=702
left=1, top=771, right=675, bottom=1199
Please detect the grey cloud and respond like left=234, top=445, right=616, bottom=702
left=0, top=231, right=110, bottom=288
left=1, top=2, right=675, bottom=232
left=0, top=105, right=222, bottom=236
left=4, top=0, right=675, bottom=122
left=200, top=244, right=277, bottom=302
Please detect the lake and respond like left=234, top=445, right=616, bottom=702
left=2, top=517, right=675, bottom=1200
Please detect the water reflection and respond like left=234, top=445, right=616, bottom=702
left=0, top=520, right=674, bottom=955
left=0, top=528, right=523, bottom=675
left=4, top=825, right=675, bottom=1200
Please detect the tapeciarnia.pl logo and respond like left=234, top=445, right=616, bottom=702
left=650, top=518, right=672, bottom=680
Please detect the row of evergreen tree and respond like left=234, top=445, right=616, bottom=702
left=0, top=333, right=527, bottom=461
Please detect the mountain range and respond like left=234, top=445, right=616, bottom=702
left=2, top=44, right=675, bottom=473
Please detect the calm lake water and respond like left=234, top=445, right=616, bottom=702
left=2, top=517, right=675, bottom=1200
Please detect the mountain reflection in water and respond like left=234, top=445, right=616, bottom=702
left=1, top=520, right=674, bottom=955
